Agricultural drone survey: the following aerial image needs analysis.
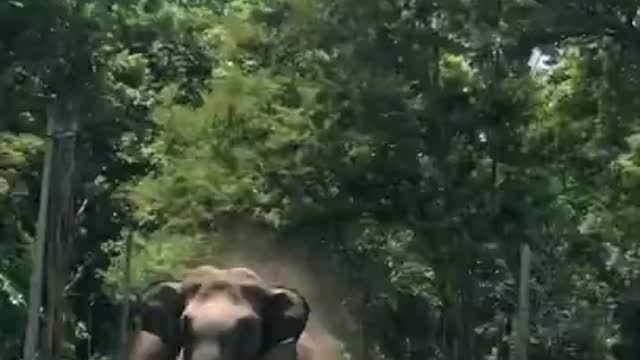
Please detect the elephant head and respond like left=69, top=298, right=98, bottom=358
left=127, top=266, right=310, bottom=360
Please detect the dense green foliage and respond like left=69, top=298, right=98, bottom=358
left=3, top=0, right=640, bottom=359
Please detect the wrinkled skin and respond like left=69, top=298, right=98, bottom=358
left=127, top=266, right=311, bottom=360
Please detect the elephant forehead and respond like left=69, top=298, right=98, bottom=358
left=185, top=300, right=260, bottom=332
left=227, top=267, right=264, bottom=282
left=184, top=266, right=265, bottom=286
left=182, top=265, right=223, bottom=282
left=183, top=266, right=270, bottom=301
left=186, top=299, right=256, bottom=317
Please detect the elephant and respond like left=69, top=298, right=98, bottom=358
left=127, top=266, right=312, bottom=360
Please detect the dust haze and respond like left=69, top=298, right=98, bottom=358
left=185, top=220, right=358, bottom=360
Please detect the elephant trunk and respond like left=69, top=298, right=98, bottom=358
left=187, top=342, right=222, bottom=360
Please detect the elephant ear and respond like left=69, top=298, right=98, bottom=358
left=261, top=286, right=310, bottom=354
left=136, top=281, right=185, bottom=358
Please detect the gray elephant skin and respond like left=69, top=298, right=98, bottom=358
left=126, top=266, right=312, bottom=360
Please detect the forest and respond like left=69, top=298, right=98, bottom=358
left=2, top=0, right=640, bottom=359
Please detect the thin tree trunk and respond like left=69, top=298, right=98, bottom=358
left=43, top=232, right=55, bottom=359
left=513, top=244, right=532, bottom=360
left=497, top=315, right=511, bottom=360
left=87, top=302, right=93, bottom=359
left=361, top=290, right=372, bottom=360
left=22, top=101, right=56, bottom=360
left=118, top=231, right=134, bottom=360
left=47, top=97, right=77, bottom=360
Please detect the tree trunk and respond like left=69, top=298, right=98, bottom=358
left=43, top=98, right=78, bottom=360
left=22, top=100, right=56, bottom=360
left=497, top=315, right=511, bottom=360
left=118, top=231, right=134, bottom=360
left=360, top=290, right=372, bottom=360
left=513, top=244, right=532, bottom=360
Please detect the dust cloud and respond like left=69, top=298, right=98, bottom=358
left=221, top=249, right=348, bottom=360
left=186, top=220, right=357, bottom=360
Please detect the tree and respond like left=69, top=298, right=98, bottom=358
left=0, top=0, right=217, bottom=358
left=6, top=0, right=640, bottom=359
